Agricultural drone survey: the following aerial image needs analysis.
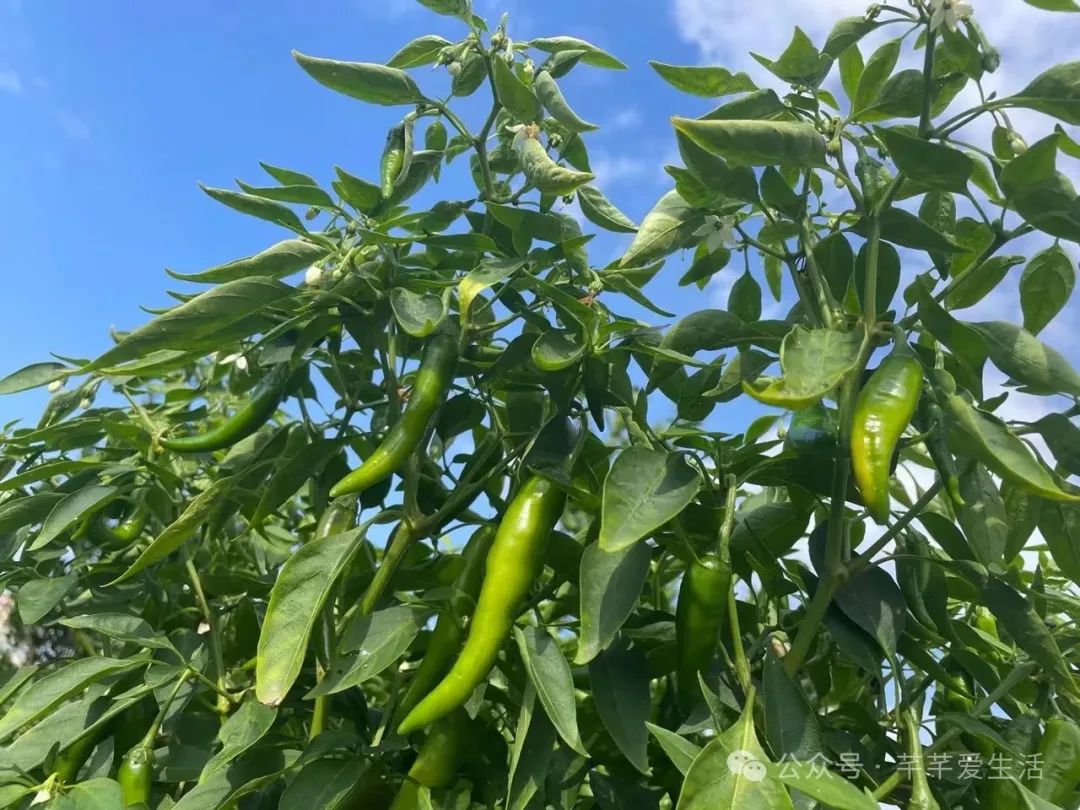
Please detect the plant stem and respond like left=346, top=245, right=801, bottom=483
left=848, top=479, right=944, bottom=576
left=918, top=27, right=938, bottom=138
left=357, top=522, right=419, bottom=617
left=184, top=556, right=229, bottom=718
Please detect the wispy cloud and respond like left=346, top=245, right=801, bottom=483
left=591, top=151, right=651, bottom=185
left=0, top=69, right=22, bottom=94
left=610, top=106, right=643, bottom=130
left=54, top=110, right=90, bottom=141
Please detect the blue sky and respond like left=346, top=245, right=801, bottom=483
left=1, top=0, right=1078, bottom=439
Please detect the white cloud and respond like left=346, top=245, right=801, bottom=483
left=590, top=151, right=651, bottom=185
left=610, top=106, right=643, bottom=130
left=0, top=69, right=22, bottom=94
left=54, top=110, right=90, bottom=141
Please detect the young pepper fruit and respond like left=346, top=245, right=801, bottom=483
left=1028, top=716, right=1080, bottom=805
left=389, top=709, right=472, bottom=810
left=396, top=476, right=565, bottom=735
left=330, top=330, right=457, bottom=499
left=675, top=554, right=730, bottom=710
left=850, top=333, right=923, bottom=524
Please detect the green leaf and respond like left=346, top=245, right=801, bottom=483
left=969, top=320, right=1080, bottom=397
left=507, top=685, right=557, bottom=810
left=279, top=757, right=367, bottom=810
left=853, top=38, right=901, bottom=114
left=59, top=613, right=175, bottom=653
left=0, top=362, right=68, bottom=396
left=86, top=278, right=293, bottom=371
left=742, top=326, right=863, bottom=409
left=677, top=698, right=794, bottom=810
left=947, top=256, right=1025, bottom=310
left=201, top=698, right=277, bottom=779
left=529, top=37, right=627, bottom=70
left=762, top=649, right=826, bottom=769
left=854, top=240, right=900, bottom=316
left=672, top=118, right=827, bottom=168
left=514, top=625, right=587, bottom=756
left=234, top=181, right=335, bottom=209
left=333, top=166, right=382, bottom=213
left=728, top=270, right=762, bottom=323
left=167, top=239, right=329, bottom=284
left=256, top=525, right=369, bottom=706
left=832, top=566, right=905, bottom=657
left=492, top=56, right=541, bottom=122
left=647, top=723, right=701, bottom=776
left=110, top=476, right=239, bottom=585
left=855, top=207, right=964, bottom=253
left=956, top=465, right=1009, bottom=566
left=941, top=391, right=1079, bottom=502
left=575, top=541, right=651, bottom=664
left=292, top=51, right=424, bottom=105
left=32, top=485, right=118, bottom=551
left=390, top=288, right=448, bottom=338
left=16, top=575, right=77, bottom=625
left=199, top=185, right=308, bottom=234
left=588, top=647, right=651, bottom=774
left=312, top=606, right=422, bottom=696
left=751, top=27, right=832, bottom=88
left=0, top=656, right=146, bottom=742
left=838, top=45, right=864, bottom=104
left=577, top=186, right=637, bottom=233
left=387, top=34, right=452, bottom=69
left=823, top=17, right=881, bottom=58
left=1021, top=244, right=1075, bottom=334
left=534, top=70, right=596, bottom=132
left=458, top=257, right=525, bottom=319
left=58, top=779, right=124, bottom=810
left=619, top=190, right=704, bottom=267
left=599, top=447, right=701, bottom=552
left=649, top=62, right=757, bottom=97
left=531, top=330, right=586, bottom=371
left=983, top=577, right=1078, bottom=696
left=1040, top=501, right=1080, bottom=585
left=259, top=161, right=318, bottom=187
left=763, top=762, right=878, bottom=810
left=879, top=128, right=972, bottom=192
left=1004, top=60, right=1080, bottom=125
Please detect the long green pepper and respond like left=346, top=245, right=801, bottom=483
left=330, top=331, right=457, bottom=499
left=389, top=710, right=471, bottom=810
left=396, top=476, right=565, bottom=735
left=1028, top=716, right=1080, bottom=805
left=675, top=554, right=730, bottom=709
left=160, top=363, right=291, bottom=454
left=397, top=524, right=496, bottom=721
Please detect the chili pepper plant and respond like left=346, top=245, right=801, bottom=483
left=2, top=0, right=1080, bottom=808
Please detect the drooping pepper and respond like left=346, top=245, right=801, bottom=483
left=1028, top=716, right=1080, bottom=805
left=675, top=554, right=730, bottom=709
left=389, top=709, right=471, bottom=810
left=52, top=721, right=111, bottom=784
left=901, top=707, right=941, bottom=810
left=330, top=330, right=458, bottom=499
left=851, top=335, right=924, bottom=524
left=516, top=126, right=594, bottom=196
left=117, top=745, right=153, bottom=808
left=87, top=497, right=149, bottom=549
left=160, top=362, right=292, bottom=453
left=397, top=524, right=496, bottom=721
left=380, top=121, right=412, bottom=199
left=396, top=476, right=565, bottom=735
left=914, top=394, right=965, bottom=509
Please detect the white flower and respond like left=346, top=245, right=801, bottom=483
left=304, top=266, right=323, bottom=286
left=47, top=379, right=64, bottom=393
left=693, top=214, right=736, bottom=253
left=31, top=789, right=54, bottom=806
left=79, top=398, right=92, bottom=410
left=930, top=0, right=973, bottom=32
left=219, top=353, right=248, bottom=372
left=197, top=622, right=210, bottom=635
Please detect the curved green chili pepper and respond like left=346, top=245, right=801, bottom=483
left=396, top=476, right=565, bottom=735
left=380, top=122, right=410, bottom=199
left=1028, top=716, right=1080, bottom=804
left=53, top=720, right=111, bottom=784
left=389, top=710, right=471, bottom=810
left=330, top=331, right=458, bottom=499
left=915, top=395, right=965, bottom=508
left=851, top=339, right=923, bottom=524
left=160, top=363, right=291, bottom=454
left=313, top=494, right=359, bottom=540
left=88, top=498, right=148, bottom=549
left=398, top=525, right=496, bottom=721
left=517, top=130, right=594, bottom=196
left=675, top=554, right=730, bottom=709
left=902, top=708, right=941, bottom=810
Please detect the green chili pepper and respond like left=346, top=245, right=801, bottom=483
left=313, top=494, right=359, bottom=540
left=517, top=130, right=594, bottom=196
left=380, top=121, right=411, bottom=199
left=675, top=554, right=730, bottom=709
left=984, top=715, right=1042, bottom=809
left=53, top=720, right=111, bottom=784
left=88, top=498, right=148, bottom=549
left=160, top=363, right=291, bottom=454
left=851, top=338, right=923, bottom=524
left=117, top=745, right=153, bottom=808
left=389, top=709, right=471, bottom=810
left=854, top=141, right=893, bottom=210
left=398, top=525, right=496, bottom=721
left=330, top=331, right=458, bottom=499
left=902, top=707, right=941, bottom=810
left=915, top=394, right=966, bottom=508
left=396, top=476, right=565, bottom=735
left=1028, top=716, right=1080, bottom=805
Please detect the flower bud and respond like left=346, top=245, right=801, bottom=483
left=47, top=379, right=64, bottom=393
left=305, top=266, right=324, bottom=286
